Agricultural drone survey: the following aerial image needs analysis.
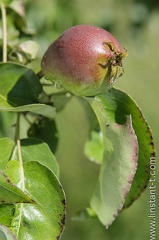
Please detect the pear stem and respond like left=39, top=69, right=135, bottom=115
left=37, top=70, right=44, bottom=79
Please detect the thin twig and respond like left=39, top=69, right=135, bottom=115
left=19, top=0, right=25, bottom=16
left=14, top=113, right=20, bottom=142
left=23, top=113, right=33, bottom=125
left=1, top=3, right=7, bottom=62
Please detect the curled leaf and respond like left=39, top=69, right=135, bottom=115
left=86, top=102, right=138, bottom=227
left=10, top=41, right=40, bottom=64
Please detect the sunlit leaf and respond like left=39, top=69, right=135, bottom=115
left=21, top=161, right=65, bottom=240
left=0, top=138, right=14, bottom=170
left=0, top=137, right=59, bottom=178
left=4, top=160, right=24, bottom=188
left=0, top=161, right=66, bottom=240
left=0, top=137, right=65, bottom=239
left=0, top=169, right=34, bottom=204
left=13, top=138, right=59, bottom=177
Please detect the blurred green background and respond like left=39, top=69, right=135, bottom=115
left=1, top=0, right=159, bottom=239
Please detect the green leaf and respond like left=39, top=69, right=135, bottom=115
left=2, top=103, right=56, bottom=119
left=85, top=88, right=155, bottom=227
left=0, top=205, right=16, bottom=228
left=86, top=95, right=138, bottom=228
left=0, top=62, right=42, bottom=106
left=0, top=137, right=65, bottom=239
left=0, top=138, right=14, bottom=170
left=95, top=88, right=155, bottom=208
left=52, top=92, right=72, bottom=112
left=21, top=161, right=65, bottom=240
left=0, top=137, right=63, bottom=237
left=0, top=138, right=59, bottom=176
left=6, top=7, right=35, bottom=37
left=4, top=160, right=24, bottom=188
left=94, top=119, right=138, bottom=227
left=0, top=6, right=35, bottom=53
left=0, top=137, right=59, bottom=180
left=13, top=138, right=59, bottom=177
left=0, top=169, right=34, bottom=204
left=0, top=63, right=56, bottom=118
left=0, top=162, right=66, bottom=240
left=73, top=207, right=96, bottom=221
left=0, top=224, right=17, bottom=240
left=84, top=130, right=103, bottom=164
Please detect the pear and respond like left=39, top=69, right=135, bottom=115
left=41, top=25, right=127, bottom=96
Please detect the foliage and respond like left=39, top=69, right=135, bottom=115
left=0, top=0, right=157, bottom=240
